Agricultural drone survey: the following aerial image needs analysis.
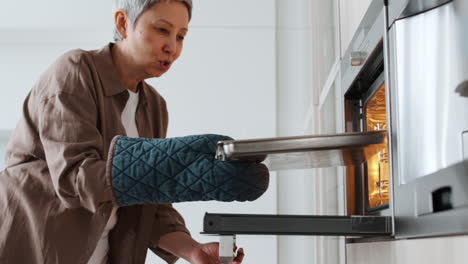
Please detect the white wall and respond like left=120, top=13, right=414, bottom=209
left=0, top=0, right=113, bottom=130
left=0, top=1, right=277, bottom=263
left=308, top=0, right=346, bottom=263
left=155, top=1, right=278, bottom=263
left=276, top=0, right=317, bottom=263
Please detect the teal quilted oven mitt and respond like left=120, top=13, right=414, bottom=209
left=108, top=134, right=270, bottom=206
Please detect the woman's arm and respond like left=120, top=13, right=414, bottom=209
left=158, top=232, right=201, bottom=262
left=159, top=232, right=245, bottom=264
left=35, top=52, right=113, bottom=213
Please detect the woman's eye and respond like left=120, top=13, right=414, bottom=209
left=177, top=35, right=185, bottom=41
left=156, top=27, right=169, bottom=34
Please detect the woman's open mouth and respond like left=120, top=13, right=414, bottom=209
left=159, top=60, right=171, bottom=71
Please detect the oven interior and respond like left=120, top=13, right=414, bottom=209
left=344, top=41, right=390, bottom=216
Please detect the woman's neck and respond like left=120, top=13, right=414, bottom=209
left=110, top=42, right=145, bottom=92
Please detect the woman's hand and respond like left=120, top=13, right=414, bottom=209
left=189, top=242, right=245, bottom=264
left=158, top=232, right=244, bottom=264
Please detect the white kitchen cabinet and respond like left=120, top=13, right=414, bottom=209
left=314, top=76, right=346, bottom=264
left=311, top=0, right=340, bottom=93
left=300, top=1, right=347, bottom=264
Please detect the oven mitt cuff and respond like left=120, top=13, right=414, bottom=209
left=109, top=134, right=270, bottom=206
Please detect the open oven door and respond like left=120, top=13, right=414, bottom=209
left=202, top=131, right=392, bottom=237
left=203, top=0, right=394, bottom=239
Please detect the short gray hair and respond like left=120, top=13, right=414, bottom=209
left=113, top=0, right=192, bottom=41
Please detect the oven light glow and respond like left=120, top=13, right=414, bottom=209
left=365, top=84, right=389, bottom=208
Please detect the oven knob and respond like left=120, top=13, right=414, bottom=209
left=350, top=51, right=366, bottom=66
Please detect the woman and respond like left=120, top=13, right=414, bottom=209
left=0, top=0, right=269, bottom=263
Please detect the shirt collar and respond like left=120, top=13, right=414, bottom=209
left=91, top=43, right=149, bottom=106
left=91, top=43, right=127, bottom=97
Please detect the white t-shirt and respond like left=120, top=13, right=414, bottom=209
left=88, top=90, right=140, bottom=264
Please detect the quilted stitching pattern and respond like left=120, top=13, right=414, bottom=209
left=111, top=134, right=269, bottom=206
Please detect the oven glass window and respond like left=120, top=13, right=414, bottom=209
left=364, top=83, right=389, bottom=208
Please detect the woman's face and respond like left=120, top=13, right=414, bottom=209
left=123, top=1, right=189, bottom=78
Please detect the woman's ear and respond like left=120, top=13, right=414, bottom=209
left=114, top=9, right=128, bottom=40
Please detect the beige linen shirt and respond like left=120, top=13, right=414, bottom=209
left=0, top=44, right=189, bottom=264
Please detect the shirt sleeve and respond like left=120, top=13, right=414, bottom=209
left=149, top=204, right=191, bottom=263
left=36, top=55, right=113, bottom=213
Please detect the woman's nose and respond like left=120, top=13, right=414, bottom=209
left=163, top=38, right=177, bottom=55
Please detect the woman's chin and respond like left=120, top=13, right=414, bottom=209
left=146, top=69, right=165, bottom=78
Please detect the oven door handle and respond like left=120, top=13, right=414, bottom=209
left=202, top=213, right=393, bottom=237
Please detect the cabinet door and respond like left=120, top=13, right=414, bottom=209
left=339, top=0, right=373, bottom=56
left=311, top=0, right=340, bottom=93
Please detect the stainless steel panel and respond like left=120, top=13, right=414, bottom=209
left=383, top=3, right=397, bottom=235
left=395, top=161, right=468, bottom=238
left=215, top=132, right=386, bottom=171
left=393, top=2, right=468, bottom=185
left=415, top=161, right=468, bottom=216
left=391, top=1, right=468, bottom=238
left=203, top=213, right=392, bottom=236
left=388, top=0, right=452, bottom=24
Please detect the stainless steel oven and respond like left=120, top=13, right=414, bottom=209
left=388, top=0, right=468, bottom=238
left=202, top=0, right=468, bottom=251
